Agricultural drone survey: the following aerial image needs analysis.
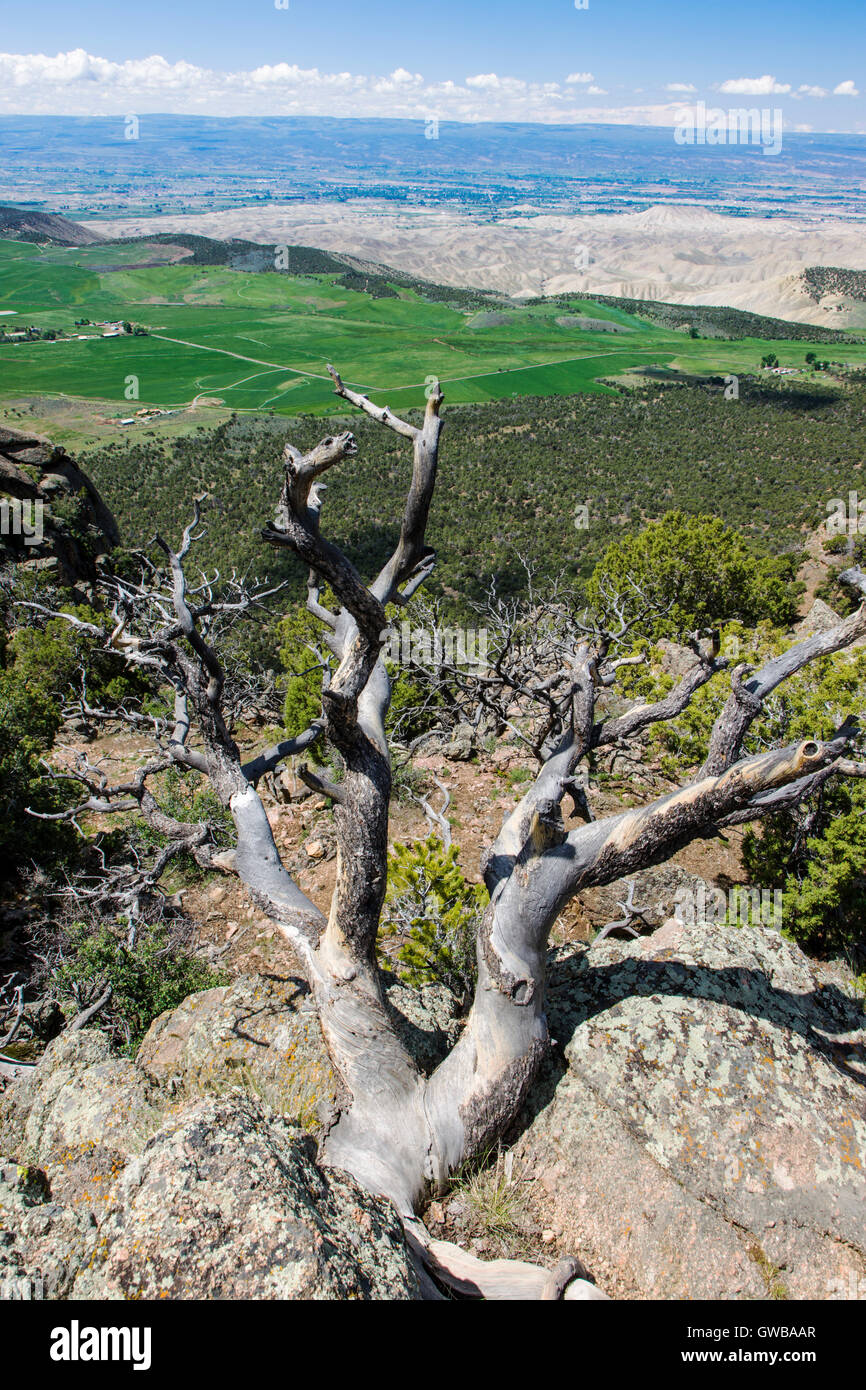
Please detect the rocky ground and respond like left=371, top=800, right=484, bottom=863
left=1, top=911, right=864, bottom=1300
left=4, top=696, right=866, bottom=1300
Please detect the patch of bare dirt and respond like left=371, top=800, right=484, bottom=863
left=52, top=716, right=753, bottom=973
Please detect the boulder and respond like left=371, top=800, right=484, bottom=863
left=383, top=976, right=462, bottom=1074
left=0, top=1159, right=98, bottom=1300
left=516, top=918, right=866, bottom=1299
left=656, top=638, right=702, bottom=680
left=0, top=1030, right=164, bottom=1209
left=444, top=722, right=476, bottom=760
left=577, top=863, right=712, bottom=933
left=0, top=425, right=119, bottom=587
left=794, top=599, right=843, bottom=638
left=72, top=1095, right=420, bottom=1300
left=137, top=974, right=339, bottom=1125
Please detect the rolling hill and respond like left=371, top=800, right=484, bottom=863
left=0, top=228, right=864, bottom=425
left=0, top=206, right=102, bottom=247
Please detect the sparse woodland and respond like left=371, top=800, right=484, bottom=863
left=81, top=376, right=866, bottom=616
left=9, top=368, right=866, bottom=1299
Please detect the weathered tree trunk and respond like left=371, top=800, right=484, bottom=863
left=33, top=371, right=866, bottom=1299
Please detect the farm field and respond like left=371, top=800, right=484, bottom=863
left=1, top=236, right=865, bottom=418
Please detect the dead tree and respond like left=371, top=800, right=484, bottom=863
left=28, top=366, right=866, bottom=1299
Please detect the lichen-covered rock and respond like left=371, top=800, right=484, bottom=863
left=138, top=970, right=461, bottom=1104
left=0, top=1031, right=164, bottom=1209
left=0, top=1159, right=98, bottom=1299
left=577, top=863, right=711, bottom=932
left=383, top=976, right=462, bottom=1074
left=137, top=974, right=338, bottom=1125
left=517, top=919, right=866, bottom=1300
left=72, top=1095, right=420, bottom=1300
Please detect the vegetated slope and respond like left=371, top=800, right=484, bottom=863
left=81, top=376, right=866, bottom=617
left=98, top=232, right=350, bottom=273
left=548, top=291, right=863, bottom=344
left=0, top=206, right=102, bottom=247
left=802, top=266, right=866, bottom=304
left=98, top=232, right=505, bottom=310
left=5, top=233, right=866, bottom=418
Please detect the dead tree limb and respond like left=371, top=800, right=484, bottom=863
left=26, top=370, right=866, bottom=1301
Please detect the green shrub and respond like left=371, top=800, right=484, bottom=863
left=53, top=919, right=227, bottom=1051
left=278, top=602, right=326, bottom=735
left=379, top=836, right=488, bottom=999
left=646, top=623, right=866, bottom=958
left=587, top=512, right=800, bottom=641
left=742, top=781, right=866, bottom=960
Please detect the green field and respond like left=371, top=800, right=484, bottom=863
left=1, top=236, right=864, bottom=417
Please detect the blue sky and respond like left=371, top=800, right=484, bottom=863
left=1, top=0, right=863, bottom=129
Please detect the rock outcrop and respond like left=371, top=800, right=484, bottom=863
left=72, top=1095, right=420, bottom=1300
left=4, top=919, right=865, bottom=1300
left=0, top=426, right=119, bottom=588
left=515, top=918, right=866, bottom=1300
left=137, top=973, right=339, bottom=1123
left=0, top=1030, right=164, bottom=1209
left=0, top=1035, right=420, bottom=1300
left=0, top=1159, right=98, bottom=1300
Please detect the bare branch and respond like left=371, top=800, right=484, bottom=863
left=703, top=603, right=866, bottom=774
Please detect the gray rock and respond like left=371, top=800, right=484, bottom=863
left=72, top=1095, right=420, bottom=1300
left=137, top=974, right=339, bottom=1125
left=0, top=1158, right=98, bottom=1299
left=0, top=426, right=119, bottom=586
left=384, top=977, right=462, bottom=1074
left=656, top=639, right=702, bottom=680
left=0, top=1030, right=164, bottom=1210
left=578, top=863, right=712, bottom=933
left=794, top=599, right=843, bottom=638
left=517, top=919, right=866, bottom=1299
left=444, top=722, right=476, bottom=760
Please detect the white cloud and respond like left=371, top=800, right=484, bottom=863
left=834, top=79, right=860, bottom=96
left=0, top=51, right=600, bottom=119
left=797, top=84, right=828, bottom=98
left=664, top=82, right=696, bottom=93
left=0, top=49, right=858, bottom=127
left=718, top=75, right=791, bottom=95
